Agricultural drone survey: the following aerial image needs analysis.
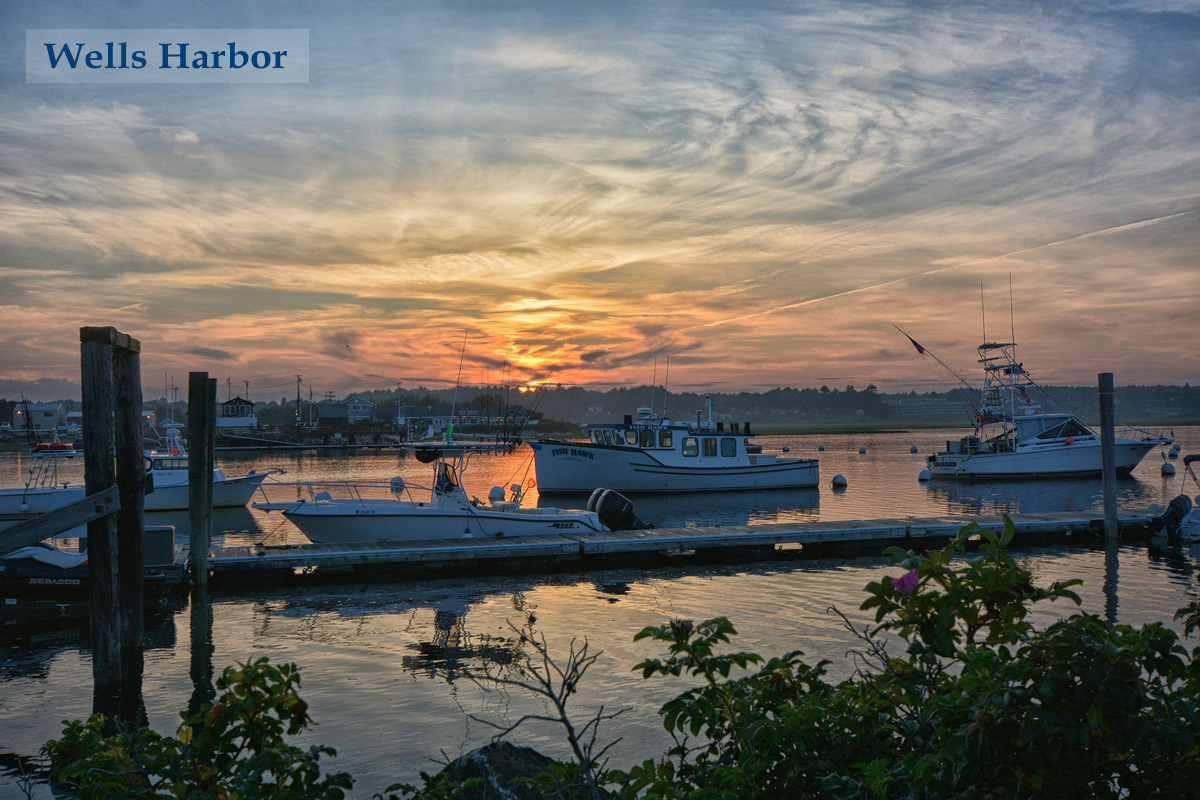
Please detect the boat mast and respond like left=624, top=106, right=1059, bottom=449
left=447, top=330, right=467, bottom=442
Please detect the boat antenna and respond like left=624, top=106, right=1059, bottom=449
left=980, top=280, right=987, bottom=344
left=447, top=329, right=467, bottom=442
left=650, top=357, right=657, bottom=414
left=1008, top=274, right=1016, bottom=345
left=663, top=355, right=670, bottom=419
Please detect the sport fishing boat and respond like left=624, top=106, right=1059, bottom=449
left=903, top=333, right=1171, bottom=480
left=253, top=443, right=643, bottom=544
left=530, top=398, right=819, bottom=495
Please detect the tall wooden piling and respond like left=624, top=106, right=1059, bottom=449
left=113, top=339, right=145, bottom=653
left=79, top=326, right=144, bottom=697
left=1098, top=372, right=1118, bottom=539
left=187, top=373, right=216, bottom=587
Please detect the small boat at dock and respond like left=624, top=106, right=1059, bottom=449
left=254, top=443, right=642, bottom=544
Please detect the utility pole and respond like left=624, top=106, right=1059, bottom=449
left=295, top=375, right=302, bottom=427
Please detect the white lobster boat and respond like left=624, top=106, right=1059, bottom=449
left=254, top=443, right=625, bottom=544
left=917, top=339, right=1170, bottom=480
left=530, top=399, right=819, bottom=495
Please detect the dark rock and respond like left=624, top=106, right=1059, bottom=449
left=435, top=741, right=601, bottom=799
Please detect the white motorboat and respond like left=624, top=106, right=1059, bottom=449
left=909, top=336, right=1171, bottom=480
left=0, top=427, right=280, bottom=518
left=254, top=443, right=627, bottom=544
left=530, top=398, right=819, bottom=495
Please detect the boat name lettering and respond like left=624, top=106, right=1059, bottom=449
left=29, top=578, right=83, bottom=585
left=549, top=522, right=577, bottom=529
left=353, top=509, right=376, bottom=515
left=550, top=447, right=594, bottom=460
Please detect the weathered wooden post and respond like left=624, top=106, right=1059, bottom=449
left=80, top=329, right=120, bottom=691
left=187, top=373, right=216, bottom=587
left=1099, top=372, right=1120, bottom=628
left=80, top=326, right=144, bottom=703
left=113, top=338, right=145, bottom=657
left=1098, top=373, right=1118, bottom=539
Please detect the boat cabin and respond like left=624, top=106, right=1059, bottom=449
left=1011, top=413, right=1095, bottom=445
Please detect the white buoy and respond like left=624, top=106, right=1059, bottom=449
left=782, top=445, right=790, bottom=453
left=910, top=445, right=918, bottom=453
left=830, top=474, right=848, bottom=488
left=918, top=470, right=932, bottom=481
left=858, top=446, right=867, bottom=454
left=1168, top=450, right=1179, bottom=459
left=817, top=444, right=824, bottom=451
left=1162, top=462, right=1176, bottom=476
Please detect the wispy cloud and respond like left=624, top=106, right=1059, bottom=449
left=0, top=0, right=1196, bottom=399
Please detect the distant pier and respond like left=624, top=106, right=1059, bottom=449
left=195, top=512, right=1153, bottom=590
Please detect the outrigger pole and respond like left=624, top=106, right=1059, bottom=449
left=891, top=324, right=984, bottom=421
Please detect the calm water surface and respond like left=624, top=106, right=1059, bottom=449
left=1, top=427, right=1197, bottom=797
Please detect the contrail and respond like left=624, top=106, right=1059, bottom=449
left=692, top=208, right=1200, bottom=331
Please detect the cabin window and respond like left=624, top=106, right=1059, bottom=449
left=602, top=430, right=616, bottom=445
left=683, top=437, right=699, bottom=457
left=659, top=431, right=673, bottom=448
left=589, top=430, right=601, bottom=444
left=721, top=437, right=737, bottom=457
left=625, top=430, right=639, bottom=445
left=639, top=429, right=655, bottom=448
left=703, top=438, right=718, bottom=457
left=154, top=458, right=187, bottom=470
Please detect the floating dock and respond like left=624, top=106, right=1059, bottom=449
left=197, top=512, right=1152, bottom=590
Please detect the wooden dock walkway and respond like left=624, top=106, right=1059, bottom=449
left=197, top=512, right=1152, bottom=589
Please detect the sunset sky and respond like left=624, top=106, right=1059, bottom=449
left=2, top=1, right=1197, bottom=403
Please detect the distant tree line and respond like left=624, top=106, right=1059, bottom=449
left=4, top=381, right=1196, bottom=434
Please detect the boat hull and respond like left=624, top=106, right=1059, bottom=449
left=532, top=441, right=819, bottom=494
left=0, top=472, right=272, bottom=516
left=927, top=439, right=1160, bottom=479
left=0, top=486, right=85, bottom=517
left=280, top=500, right=607, bottom=544
left=144, top=471, right=273, bottom=511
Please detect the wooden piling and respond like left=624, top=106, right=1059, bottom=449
left=187, top=373, right=217, bottom=587
left=80, top=328, right=120, bottom=689
left=1098, top=372, right=1118, bottom=539
left=113, top=340, right=145, bottom=651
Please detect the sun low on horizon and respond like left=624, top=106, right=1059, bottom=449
left=1, top=1, right=1197, bottom=403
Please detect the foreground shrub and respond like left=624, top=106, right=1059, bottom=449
left=616, top=519, right=1200, bottom=798
left=42, top=657, right=352, bottom=799
left=45, top=518, right=1200, bottom=798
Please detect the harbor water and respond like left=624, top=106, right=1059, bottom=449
left=1, top=426, right=1197, bottom=797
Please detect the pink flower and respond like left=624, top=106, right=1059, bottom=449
left=893, top=568, right=920, bottom=596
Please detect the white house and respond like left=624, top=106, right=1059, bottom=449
left=12, top=402, right=64, bottom=433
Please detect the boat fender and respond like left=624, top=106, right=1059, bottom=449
left=592, top=488, right=651, bottom=531
left=1149, top=494, right=1192, bottom=535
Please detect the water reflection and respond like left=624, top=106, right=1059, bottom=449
left=921, top=477, right=1160, bottom=517
left=537, top=487, right=820, bottom=529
